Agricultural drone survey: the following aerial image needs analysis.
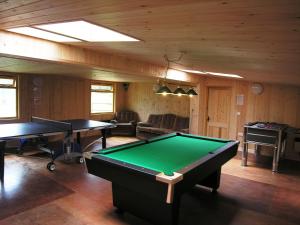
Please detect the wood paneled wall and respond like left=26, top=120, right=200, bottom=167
left=2, top=72, right=300, bottom=160
left=190, top=78, right=300, bottom=135
left=190, top=77, right=300, bottom=160
left=0, top=74, right=126, bottom=123
left=30, top=75, right=90, bottom=120
left=125, top=83, right=190, bottom=122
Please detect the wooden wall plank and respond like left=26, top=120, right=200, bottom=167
left=115, top=83, right=126, bottom=113
left=126, top=82, right=190, bottom=122
left=18, top=75, right=31, bottom=122
left=189, top=83, right=201, bottom=134
left=31, top=76, right=51, bottom=118
left=51, top=79, right=62, bottom=119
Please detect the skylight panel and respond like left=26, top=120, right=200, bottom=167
left=206, top=71, right=243, bottom=78
left=7, top=27, right=81, bottom=42
left=181, top=69, right=243, bottom=78
left=35, top=20, right=139, bottom=42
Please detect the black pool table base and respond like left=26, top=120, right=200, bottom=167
left=112, top=169, right=221, bottom=225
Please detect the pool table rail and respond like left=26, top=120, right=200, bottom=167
left=178, top=140, right=239, bottom=175
left=85, top=153, right=169, bottom=201
left=146, top=132, right=232, bottom=146
left=175, top=139, right=239, bottom=193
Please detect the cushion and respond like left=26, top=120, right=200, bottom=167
left=115, top=122, right=132, bottom=127
left=137, top=126, right=172, bottom=135
left=116, top=111, right=138, bottom=123
left=160, top=114, right=176, bottom=129
left=147, top=114, right=163, bottom=128
left=137, top=122, right=153, bottom=127
left=173, top=116, right=189, bottom=131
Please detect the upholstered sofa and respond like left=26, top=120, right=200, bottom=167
left=110, top=111, right=139, bottom=136
left=136, top=114, right=189, bottom=139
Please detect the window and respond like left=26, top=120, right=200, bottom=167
left=91, top=83, right=114, bottom=114
left=0, top=76, right=18, bottom=118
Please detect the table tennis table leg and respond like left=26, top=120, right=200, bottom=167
left=77, top=132, right=81, bottom=145
left=0, top=141, right=5, bottom=183
left=102, top=129, right=107, bottom=149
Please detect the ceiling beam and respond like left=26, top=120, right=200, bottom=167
left=0, top=30, right=199, bottom=83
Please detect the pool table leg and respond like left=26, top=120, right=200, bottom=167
left=198, top=168, right=221, bottom=192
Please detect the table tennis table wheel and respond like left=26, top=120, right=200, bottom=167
left=47, top=162, right=56, bottom=171
left=76, top=156, right=84, bottom=164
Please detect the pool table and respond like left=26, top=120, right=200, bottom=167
left=85, top=133, right=239, bottom=225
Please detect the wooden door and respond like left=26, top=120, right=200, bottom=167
left=206, top=87, right=231, bottom=139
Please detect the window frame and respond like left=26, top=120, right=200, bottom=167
left=90, top=82, right=115, bottom=115
left=0, top=75, right=19, bottom=120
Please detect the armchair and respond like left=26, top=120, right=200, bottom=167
left=110, top=111, right=139, bottom=136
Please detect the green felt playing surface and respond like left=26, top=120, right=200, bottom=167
left=99, top=135, right=229, bottom=175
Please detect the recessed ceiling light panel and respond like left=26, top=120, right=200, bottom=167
left=207, top=72, right=243, bottom=78
left=7, top=27, right=81, bottom=42
left=36, top=20, right=139, bottom=42
left=181, top=69, right=243, bottom=78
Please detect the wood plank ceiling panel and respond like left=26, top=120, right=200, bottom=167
left=0, top=0, right=299, bottom=85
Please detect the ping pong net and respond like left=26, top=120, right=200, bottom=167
left=31, top=116, right=72, bottom=132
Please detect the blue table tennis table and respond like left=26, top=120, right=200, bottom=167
left=0, top=117, right=115, bottom=182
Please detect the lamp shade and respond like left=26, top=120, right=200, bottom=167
left=156, top=85, right=172, bottom=95
left=173, top=87, right=186, bottom=96
left=186, top=88, right=198, bottom=97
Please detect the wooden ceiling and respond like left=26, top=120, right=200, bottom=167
left=0, top=0, right=300, bottom=85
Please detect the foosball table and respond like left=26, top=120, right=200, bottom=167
left=242, top=122, right=288, bottom=172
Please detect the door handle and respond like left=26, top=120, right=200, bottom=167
left=207, top=116, right=210, bottom=121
